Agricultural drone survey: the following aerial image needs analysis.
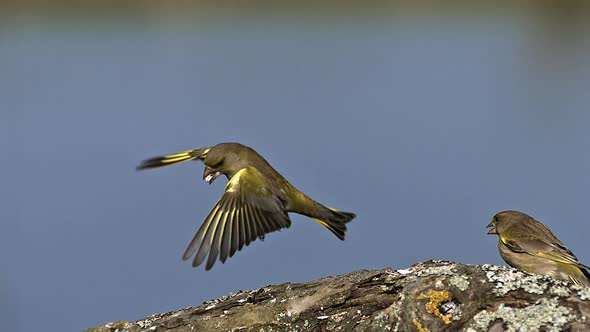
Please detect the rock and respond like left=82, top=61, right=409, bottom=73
left=87, top=260, right=590, bottom=331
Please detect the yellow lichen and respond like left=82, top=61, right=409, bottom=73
left=412, top=319, right=430, bottom=332
left=417, top=290, right=452, bottom=324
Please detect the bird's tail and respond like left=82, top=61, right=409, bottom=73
left=137, top=148, right=210, bottom=170
left=311, top=207, right=356, bottom=241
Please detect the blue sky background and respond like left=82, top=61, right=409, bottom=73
left=2, top=3, right=590, bottom=331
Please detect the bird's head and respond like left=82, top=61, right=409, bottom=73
left=202, top=143, right=247, bottom=184
left=487, top=210, right=530, bottom=235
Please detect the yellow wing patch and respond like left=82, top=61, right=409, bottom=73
left=500, top=235, right=509, bottom=246
left=226, top=168, right=247, bottom=192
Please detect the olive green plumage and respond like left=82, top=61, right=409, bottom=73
left=138, top=142, right=356, bottom=270
left=487, top=210, right=590, bottom=286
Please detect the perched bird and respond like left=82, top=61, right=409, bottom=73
left=138, top=142, right=356, bottom=270
left=487, top=210, right=590, bottom=286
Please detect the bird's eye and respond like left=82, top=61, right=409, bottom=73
left=212, top=159, right=224, bottom=168
left=493, top=216, right=499, bottom=222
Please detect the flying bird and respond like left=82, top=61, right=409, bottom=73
left=138, top=142, right=356, bottom=270
left=487, top=210, right=590, bottom=286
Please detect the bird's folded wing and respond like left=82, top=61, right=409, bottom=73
left=503, top=235, right=586, bottom=268
left=182, top=167, right=291, bottom=270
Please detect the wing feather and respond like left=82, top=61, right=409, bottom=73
left=182, top=202, right=221, bottom=262
left=229, top=204, right=240, bottom=258
left=246, top=203, right=262, bottom=241
left=206, top=209, right=230, bottom=270
left=220, top=196, right=236, bottom=263
left=256, top=206, right=272, bottom=234
left=195, top=205, right=224, bottom=267
left=243, top=203, right=254, bottom=245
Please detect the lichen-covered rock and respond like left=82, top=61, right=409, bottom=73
left=87, top=260, right=590, bottom=332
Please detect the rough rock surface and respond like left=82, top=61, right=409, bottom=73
left=88, top=260, right=590, bottom=331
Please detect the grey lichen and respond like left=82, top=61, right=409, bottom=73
left=550, top=284, right=571, bottom=297
left=449, top=275, right=470, bottom=291
left=467, top=298, right=575, bottom=332
left=135, top=312, right=168, bottom=329
left=414, top=260, right=456, bottom=277
left=577, top=286, right=590, bottom=300
left=389, top=293, right=405, bottom=332
left=482, top=265, right=547, bottom=295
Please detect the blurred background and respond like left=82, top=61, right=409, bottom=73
left=2, top=1, right=590, bottom=331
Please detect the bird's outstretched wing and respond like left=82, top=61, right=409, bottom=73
left=182, top=167, right=291, bottom=270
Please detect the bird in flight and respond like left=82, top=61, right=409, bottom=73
left=138, top=142, right=356, bottom=270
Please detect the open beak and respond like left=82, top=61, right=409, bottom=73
left=203, top=166, right=221, bottom=185
left=486, top=221, right=497, bottom=235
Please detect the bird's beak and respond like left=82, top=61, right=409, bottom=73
left=486, top=221, right=497, bottom=235
left=203, top=166, right=221, bottom=185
